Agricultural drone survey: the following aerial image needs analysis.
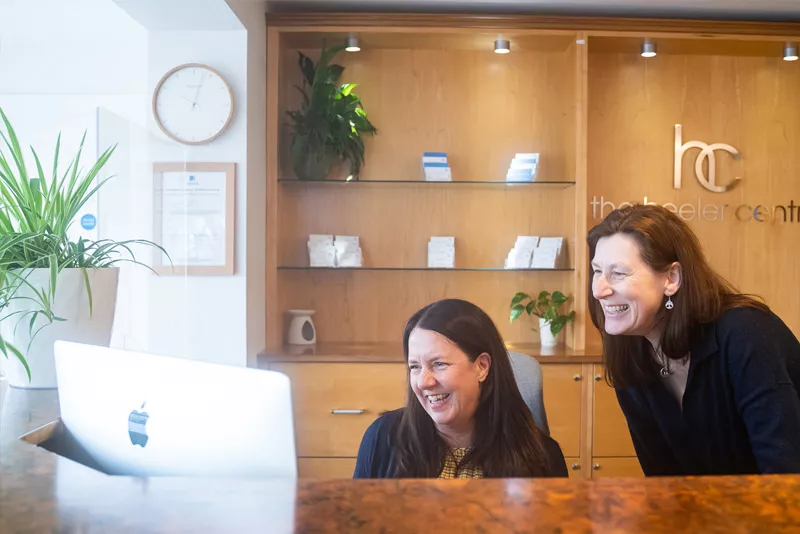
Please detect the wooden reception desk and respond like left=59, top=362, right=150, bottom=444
left=1, top=389, right=799, bottom=533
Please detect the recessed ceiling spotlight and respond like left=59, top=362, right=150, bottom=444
left=494, top=39, right=510, bottom=54
left=641, top=38, right=657, bottom=58
left=345, top=34, right=360, bottom=53
left=784, top=42, right=798, bottom=61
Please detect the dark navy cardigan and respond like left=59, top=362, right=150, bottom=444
left=616, top=307, right=800, bottom=476
left=353, top=408, right=569, bottom=478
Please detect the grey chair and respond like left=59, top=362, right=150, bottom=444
left=508, top=351, right=551, bottom=436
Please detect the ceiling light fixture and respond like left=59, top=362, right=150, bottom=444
left=784, top=42, right=798, bottom=61
left=641, top=38, right=657, bottom=58
left=494, top=39, right=510, bottom=54
left=345, top=34, right=360, bottom=53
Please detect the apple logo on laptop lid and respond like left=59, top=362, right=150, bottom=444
left=128, top=402, right=149, bottom=447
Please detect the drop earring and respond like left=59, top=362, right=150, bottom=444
left=665, top=295, right=674, bottom=310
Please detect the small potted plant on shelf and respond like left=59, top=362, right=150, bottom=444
left=0, top=108, right=167, bottom=388
left=509, top=290, right=576, bottom=347
left=286, top=42, right=377, bottom=181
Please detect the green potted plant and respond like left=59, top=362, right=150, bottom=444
left=287, top=42, right=377, bottom=181
left=0, top=108, right=167, bottom=388
left=509, top=290, right=576, bottom=347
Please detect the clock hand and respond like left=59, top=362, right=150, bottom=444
left=179, top=95, right=202, bottom=110
left=191, top=73, right=205, bottom=107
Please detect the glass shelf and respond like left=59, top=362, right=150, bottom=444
left=277, top=266, right=574, bottom=272
left=278, top=179, right=575, bottom=187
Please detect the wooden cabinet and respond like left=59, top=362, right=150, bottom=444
left=270, top=363, right=407, bottom=457
left=592, top=364, right=636, bottom=457
left=297, top=458, right=357, bottom=479
left=564, top=457, right=582, bottom=480
left=268, top=359, right=644, bottom=480
left=590, top=457, right=644, bottom=479
left=541, top=364, right=583, bottom=458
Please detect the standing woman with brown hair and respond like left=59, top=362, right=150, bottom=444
left=588, top=204, right=800, bottom=476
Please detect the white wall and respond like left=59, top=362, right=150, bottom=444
left=0, top=0, right=147, bottom=95
left=145, top=30, right=249, bottom=367
left=0, top=0, right=150, bottom=375
left=0, top=0, right=267, bottom=370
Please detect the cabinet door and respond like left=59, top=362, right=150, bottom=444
left=270, top=363, right=407, bottom=457
left=590, top=457, right=644, bottom=478
left=593, top=365, right=636, bottom=457
left=541, top=364, right=583, bottom=458
left=297, top=458, right=357, bottom=479
left=564, top=457, right=582, bottom=480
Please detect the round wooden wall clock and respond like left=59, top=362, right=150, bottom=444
left=152, top=63, right=234, bottom=145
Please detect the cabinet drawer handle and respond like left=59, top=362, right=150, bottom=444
left=570, top=463, right=580, bottom=470
left=330, top=409, right=365, bottom=414
left=573, top=374, right=582, bottom=381
left=594, top=374, right=602, bottom=381
left=593, top=463, right=601, bottom=470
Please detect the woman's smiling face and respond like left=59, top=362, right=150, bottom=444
left=407, top=328, right=489, bottom=440
left=591, top=233, right=674, bottom=340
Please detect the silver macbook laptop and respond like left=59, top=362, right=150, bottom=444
left=53, top=341, right=297, bottom=478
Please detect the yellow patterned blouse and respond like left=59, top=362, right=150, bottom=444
left=439, top=448, right=484, bottom=479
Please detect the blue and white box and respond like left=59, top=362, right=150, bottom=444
left=423, top=152, right=452, bottom=181
left=506, top=153, right=539, bottom=182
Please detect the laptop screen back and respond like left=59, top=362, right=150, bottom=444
left=54, top=341, right=297, bottom=478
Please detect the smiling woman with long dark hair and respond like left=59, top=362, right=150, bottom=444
left=353, top=298, right=567, bottom=479
left=588, top=204, right=800, bottom=476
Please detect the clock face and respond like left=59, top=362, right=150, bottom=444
left=153, top=64, right=233, bottom=145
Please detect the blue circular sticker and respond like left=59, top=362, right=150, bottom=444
left=81, top=214, right=97, bottom=230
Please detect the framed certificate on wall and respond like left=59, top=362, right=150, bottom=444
left=153, top=162, right=235, bottom=275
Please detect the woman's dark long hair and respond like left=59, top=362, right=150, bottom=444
left=392, top=298, right=551, bottom=478
left=587, top=204, right=769, bottom=389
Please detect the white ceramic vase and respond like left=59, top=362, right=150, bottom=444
left=287, top=310, right=316, bottom=345
left=2, top=268, right=119, bottom=389
left=539, top=317, right=564, bottom=347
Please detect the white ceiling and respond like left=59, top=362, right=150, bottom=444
left=265, top=0, right=800, bottom=21
left=113, top=0, right=245, bottom=30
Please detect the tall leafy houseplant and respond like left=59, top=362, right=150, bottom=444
left=0, top=108, right=166, bottom=385
left=287, top=43, right=377, bottom=180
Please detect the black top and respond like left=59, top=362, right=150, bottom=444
left=353, top=408, right=569, bottom=478
left=617, top=307, right=800, bottom=476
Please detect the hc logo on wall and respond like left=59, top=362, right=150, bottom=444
left=673, top=124, right=742, bottom=193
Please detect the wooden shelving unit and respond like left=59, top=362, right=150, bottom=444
left=264, top=14, right=800, bottom=479
left=267, top=27, right=586, bottom=349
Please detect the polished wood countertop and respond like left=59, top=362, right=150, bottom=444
left=3, top=389, right=799, bottom=533
left=258, top=342, right=603, bottom=365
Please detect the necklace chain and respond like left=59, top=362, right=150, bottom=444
left=656, top=349, right=673, bottom=377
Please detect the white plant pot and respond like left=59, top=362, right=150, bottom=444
left=539, top=317, right=564, bottom=347
left=2, top=268, right=119, bottom=389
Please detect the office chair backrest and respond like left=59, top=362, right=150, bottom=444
left=508, top=350, right=551, bottom=436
